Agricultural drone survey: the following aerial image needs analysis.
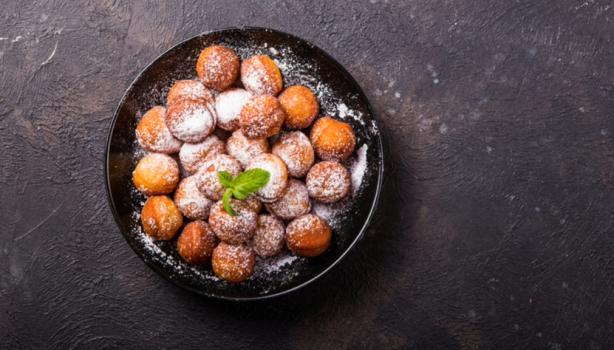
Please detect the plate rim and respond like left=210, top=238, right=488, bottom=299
left=104, top=26, right=384, bottom=301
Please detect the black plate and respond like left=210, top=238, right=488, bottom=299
left=105, top=27, right=383, bottom=300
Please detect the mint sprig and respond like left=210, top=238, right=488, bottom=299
left=218, top=168, right=270, bottom=216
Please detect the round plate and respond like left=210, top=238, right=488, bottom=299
left=105, top=27, right=383, bottom=300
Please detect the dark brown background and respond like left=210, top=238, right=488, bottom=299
left=2, top=1, right=614, bottom=349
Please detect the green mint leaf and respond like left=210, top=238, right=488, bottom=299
left=232, top=168, right=270, bottom=199
left=222, top=189, right=236, bottom=216
left=217, top=171, right=234, bottom=189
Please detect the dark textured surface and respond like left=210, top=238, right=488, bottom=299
left=2, top=0, right=614, bottom=349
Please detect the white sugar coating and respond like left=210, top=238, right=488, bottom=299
left=167, top=80, right=213, bottom=105
left=245, top=153, right=288, bottom=203
left=133, top=153, right=179, bottom=193
left=241, top=56, right=280, bottom=95
left=174, top=176, right=213, bottom=219
left=271, top=131, right=314, bottom=178
left=306, top=161, right=351, bottom=203
left=350, top=144, right=368, bottom=195
left=179, top=135, right=225, bottom=174
left=135, top=107, right=183, bottom=154
left=265, top=179, right=311, bottom=221
left=226, top=130, right=269, bottom=168
left=194, top=154, right=242, bottom=200
left=209, top=200, right=258, bottom=244
left=167, top=102, right=216, bottom=142
left=251, top=215, right=285, bottom=257
left=214, top=88, right=251, bottom=130
left=150, top=126, right=182, bottom=153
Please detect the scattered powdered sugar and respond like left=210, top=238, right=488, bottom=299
left=260, top=254, right=300, bottom=274
left=311, top=201, right=351, bottom=233
left=131, top=210, right=219, bottom=281
left=335, top=101, right=365, bottom=126
left=350, top=144, right=368, bottom=195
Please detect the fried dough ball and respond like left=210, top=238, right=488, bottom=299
left=239, top=95, right=285, bottom=139
left=214, top=88, right=252, bottom=131
left=244, top=196, right=263, bottom=214
left=245, top=153, right=288, bottom=203
left=141, top=195, right=183, bottom=240
left=240, top=55, right=283, bottom=96
left=194, top=154, right=242, bottom=201
left=211, top=242, right=255, bottom=283
left=265, top=179, right=311, bottom=221
left=278, top=85, right=319, bottom=129
left=310, top=116, right=356, bottom=161
left=306, top=161, right=351, bottom=203
left=286, top=214, right=332, bottom=257
left=225, top=130, right=269, bottom=168
left=195, top=45, right=240, bottom=91
left=165, top=98, right=216, bottom=143
left=177, top=220, right=217, bottom=265
left=251, top=215, right=285, bottom=257
left=178, top=135, right=226, bottom=174
left=173, top=176, right=214, bottom=220
left=208, top=200, right=257, bottom=244
left=166, top=80, right=214, bottom=106
left=132, top=153, right=180, bottom=195
left=272, top=131, right=315, bottom=178
left=135, top=106, right=182, bottom=153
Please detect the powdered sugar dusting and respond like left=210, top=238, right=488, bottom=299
left=178, top=135, right=225, bottom=174
left=174, top=176, right=213, bottom=219
left=261, top=254, right=299, bottom=274
left=306, top=161, right=351, bottom=202
left=118, top=33, right=381, bottom=295
left=226, top=130, right=269, bottom=168
left=246, top=154, right=288, bottom=202
left=131, top=210, right=219, bottom=281
left=350, top=144, right=368, bottom=195
left=167, top=102, right=216, bottom=142
left=251, top=215, right=285, bottom=257
left=214, top=88, right=251, bottom=130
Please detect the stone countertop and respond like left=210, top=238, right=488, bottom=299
left=2, top=1, right=614, bottom=349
